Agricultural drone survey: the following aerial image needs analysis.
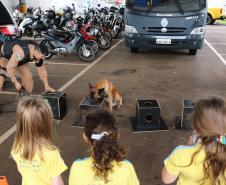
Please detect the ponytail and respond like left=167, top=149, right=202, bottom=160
left=92, top=132, right=126, bottom=182
left=202, top=136, right=226, bottom=185
left=84, top=111, right=126, bottom=183
left=189, top=97, right=226, bottom=185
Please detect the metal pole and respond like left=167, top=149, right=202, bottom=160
left=19, top=0, right=26, bottom=4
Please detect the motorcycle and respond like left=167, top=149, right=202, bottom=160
left=19, top=8, right=42, bottom=37
left=39, top=29, right=95, bottom=62
left=13, top=9, right=24, bottom=26
left=65, top=18, right=99, bottom=54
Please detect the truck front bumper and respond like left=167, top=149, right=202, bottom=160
left=124, top=33, right=204, bottom=49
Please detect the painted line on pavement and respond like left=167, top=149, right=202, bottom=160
left=45, top=62, right=89, bottom=66
left=0, top=91, right=17, bottom=95
left=205, top=39, right=226, bottom=66
left=205, top=36, right=220, bottom=38
left=0, top=125, right=16, bottom=145
left=208, top=43, right=226, bottom=45
left=30, top=61, right=89, bottom=66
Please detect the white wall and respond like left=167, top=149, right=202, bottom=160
left=208, top=0, right=225, bottom=8
left=1, top=0, right=123, bottom=13
left=1, top=0, right=18, bottom=12
left=26, top=0, right=111, bottom=11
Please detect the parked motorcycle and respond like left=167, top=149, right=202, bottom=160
left=39, top=29, right=95, bottom=62
left=65, top=17, right=99, bottom=54
left=13, top=8, right=24, bottom=26
left=19, top=7, right=42, bottom=37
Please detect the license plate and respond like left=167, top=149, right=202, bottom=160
left=156, top=39, right=171, bottom=45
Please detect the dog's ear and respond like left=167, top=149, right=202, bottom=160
left=89, top=82, right=94, bottom=88
left=98, top=88, right=105, bottom=95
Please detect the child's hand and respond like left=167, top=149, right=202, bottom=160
left=187, top=136, right=193, bottom=145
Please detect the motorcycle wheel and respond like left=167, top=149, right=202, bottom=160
left=104, top=31, right=112, bottom=43
left=24, top=26, right=33, bottom=37
left=111, top=29, right=119, bottom=39
left=97, top=34, right=111, bottom=50
left=39, top=39, right=54, bottom=59
left=86, top=40, right=99, bottom=54
left=78, top=45, right=95, bottom=62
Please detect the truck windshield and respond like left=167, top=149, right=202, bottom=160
left=126, top=0, right=206, bottom=13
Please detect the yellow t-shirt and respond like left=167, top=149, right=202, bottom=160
left=69, top=157, right=140, bottom=185
left=164, top=144, right=226, bottom=185
left=11, top=148, right=67, bottom=185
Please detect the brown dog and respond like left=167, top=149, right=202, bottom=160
left=89, top=79, right=122, bottom=112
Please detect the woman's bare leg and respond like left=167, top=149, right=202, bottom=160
left=17, top=64, right=33, bottom=93
left=0, top=58, right=8, bottom=91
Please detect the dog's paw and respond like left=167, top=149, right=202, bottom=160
left=112, top=102, right=118, bottom=107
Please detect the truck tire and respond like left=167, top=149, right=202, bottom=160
left=189, top=49, right=197, bottom=55
left=206, top=14, right=215, bottom=25
left=131, top=48, right=138, bottom=53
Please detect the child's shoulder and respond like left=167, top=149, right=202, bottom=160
left=120, top=159, right=133, bottom=165
left=120, top=160, right=135, bottom=168
left=173, top=144, right=201, bottom=152
left=168, top=144, right=203, bottom=159
left=43, top=147, right=60, bottom=157
left=71, top=158, right=134, bottom=168
left=73, top=157, right=90, bottom=165
left=70, top=157, right=92, bottom=172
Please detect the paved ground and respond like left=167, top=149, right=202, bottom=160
left=1, top=25, right=226, bottom=185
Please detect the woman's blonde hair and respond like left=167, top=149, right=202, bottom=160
left=190, top=96, right=226, bottom=185
left=12, top=96, right=55, bottom=161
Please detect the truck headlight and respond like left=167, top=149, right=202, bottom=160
left=125, top=25, right=138, bottom=34
left=191, top=27, right=205, bottom=34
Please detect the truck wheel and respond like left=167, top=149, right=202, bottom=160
left=131, top=48, right=138, bottom=53
left=207, top=14, right=215, bottom=25
left=189, top=49, right=197, bottom=55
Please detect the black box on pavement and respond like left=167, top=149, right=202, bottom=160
left=42, top=91, right=67, bottom=120
left=181, top=99, right=194, bottom=130
left=73, top=96, right=106, bottom=127
left=131, top=99, right=168, bottom=132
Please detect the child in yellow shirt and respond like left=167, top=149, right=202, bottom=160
left=69, top=110, right=140, bottom=185
left=162, top=96, right=226, bottom=185
left=11, top=96, right=67, bottom=185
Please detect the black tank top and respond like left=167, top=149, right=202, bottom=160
left=2, top=39, right=31, bottom=66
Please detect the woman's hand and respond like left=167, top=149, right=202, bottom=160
left=45, top=86, right=56, bottom=93
left=14, top=81, right=22, bottom=91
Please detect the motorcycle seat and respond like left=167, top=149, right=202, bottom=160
left=49, top=29, right=71, bottom=37
left=43, top=32, right=65, bottom=42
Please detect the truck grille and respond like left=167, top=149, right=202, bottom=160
left=143, top=27, right=186, bottom=33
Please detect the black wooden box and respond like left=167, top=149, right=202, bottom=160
left=73, top=96, right=106, bottom=127
left=42, top=91, right=67, bottom=120
left=134, top=99, right=163, bottom=131
left=181, top=99, right=194, bottom=130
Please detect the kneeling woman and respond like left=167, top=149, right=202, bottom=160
left=0, top=39, right=55, bottom=93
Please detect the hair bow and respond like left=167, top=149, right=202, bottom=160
left=91, top=131, right=109, bottom=141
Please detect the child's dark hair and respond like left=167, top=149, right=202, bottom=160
left=84, top=110, right=126, bottom=182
